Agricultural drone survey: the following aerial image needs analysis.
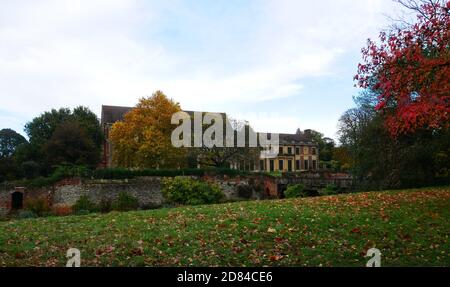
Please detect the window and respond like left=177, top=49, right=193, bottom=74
left=296, top=147, right=300, bottom=155
left=304, top=147, right=308, bottom=154
left=312, top=148, right=317, bottom=155
left=296, top=160, right=300, bottom=170
left=288, top=160, right=292, bottom=172
left=279, top=146, right=284, bottom=155
left=270, top=160, right=274, bottom=172
left=287, top=147, right=292, bottom=155
left=312, top=160, right=317, bottom=170
left=304, top=160, right=309, bottom=170
left=279, top=160, right=284, bottom=170
left=260, top=160, right=264, bottom=171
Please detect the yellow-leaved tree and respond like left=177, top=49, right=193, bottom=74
left=109, top=91, right=186, bottom=168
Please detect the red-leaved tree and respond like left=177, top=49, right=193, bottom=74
left=355, top=0, right=450, bottom=137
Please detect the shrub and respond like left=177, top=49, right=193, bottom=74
left=92, top=168, right=248, bottom=180
left=284, top=184, right=307, bottom=198
left=113, top=192, right=139, bottom=211
left=237, top=184, right=253, bottom=199
left=162, top=177, right=224, bottom=206
left=24, top=197, right=50, bottom=216
left=74, top=209, right=90, bottom=216
left=72, top=196, right=97, bottom=213
left=21, top=161, right=41, bottom=179
left=52, top=165, right=92, bottom=179
left=17, top=210, right=37, bottom=219
left=268, top=171, right=283, bottom=178
left=51, top=205, right=73, bottom=216
left=319, top=184, right=340, bottom=196
left=26, top=176, right=56, bottom=188
left=24, top=164, right=92, bottom=188
left=99, top=198, right=113, bottom=213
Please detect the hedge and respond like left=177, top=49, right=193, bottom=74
left=92, top=167, right=250, bottom=179
left=15, top=166, right=253, bottom=187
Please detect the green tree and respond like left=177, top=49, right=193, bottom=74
left=20, top=106, right=103, bottom=174
left=25, top=106, right=102, bottom=147
left=25, top=108, right=72, bottom=146
left=0, top=129, right=27, bottom=182
left=304, top=129, right=335, bottom=162
left=338, top=90, right=450, bottom=190
left=0, top=129, right=27, bottom=158
left=43, top=121, right=100, bottom=168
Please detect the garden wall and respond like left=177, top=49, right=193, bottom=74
left=51, top=177, right=164, bottom=209
left=0, top=172, right=353, bottom=216
left=0, top=175, right=271, bottom=215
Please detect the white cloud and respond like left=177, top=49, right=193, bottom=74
left=0, top=0, right=401, bottom=137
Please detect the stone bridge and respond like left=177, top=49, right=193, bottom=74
left=263, top=173, right=354, bottom=198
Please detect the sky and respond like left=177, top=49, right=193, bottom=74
left=0, top=0, right=405, bottom=140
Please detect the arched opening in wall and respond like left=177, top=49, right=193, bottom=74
left=11, top=192, right=23, bottom=210
left=265, top=187, right=271, bottom=197
left=277, top=184, right=287, bottom=199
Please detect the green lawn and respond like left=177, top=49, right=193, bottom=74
left=0, top=186, right=449, bottom=267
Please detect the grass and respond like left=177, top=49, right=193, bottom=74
left=0, top=186, right=449, bottom=267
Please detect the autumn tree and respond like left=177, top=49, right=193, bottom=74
left=338, top=90, right=449, bottom=189
left=109, top=91, right=186, bottom=168
left=332, top=146, right=352, bottom=171
left=355, top=0, right=450, bottom=136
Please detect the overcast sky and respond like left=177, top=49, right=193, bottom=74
left=0, top=0, right=404, bottom=140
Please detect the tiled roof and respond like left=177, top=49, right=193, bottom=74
left=101, top=105, right=132, bottom=125
left=278, top=133, right=317, bottom=145
left=100, top=106, right=226, bottom=125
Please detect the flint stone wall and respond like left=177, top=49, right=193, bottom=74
left=52, top=177, right=164, bottom=209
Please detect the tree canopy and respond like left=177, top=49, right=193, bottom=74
left=43, top=121, right=100, bottom=168
left=12, top=106, right=103, bottom=178
left=25, top=106, right=102, bottom=147
left=0, top=128, right=27, bottom=158
left=355, top=0, right=450, bottom=136
left=110, top=91, right=186, bottom=168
